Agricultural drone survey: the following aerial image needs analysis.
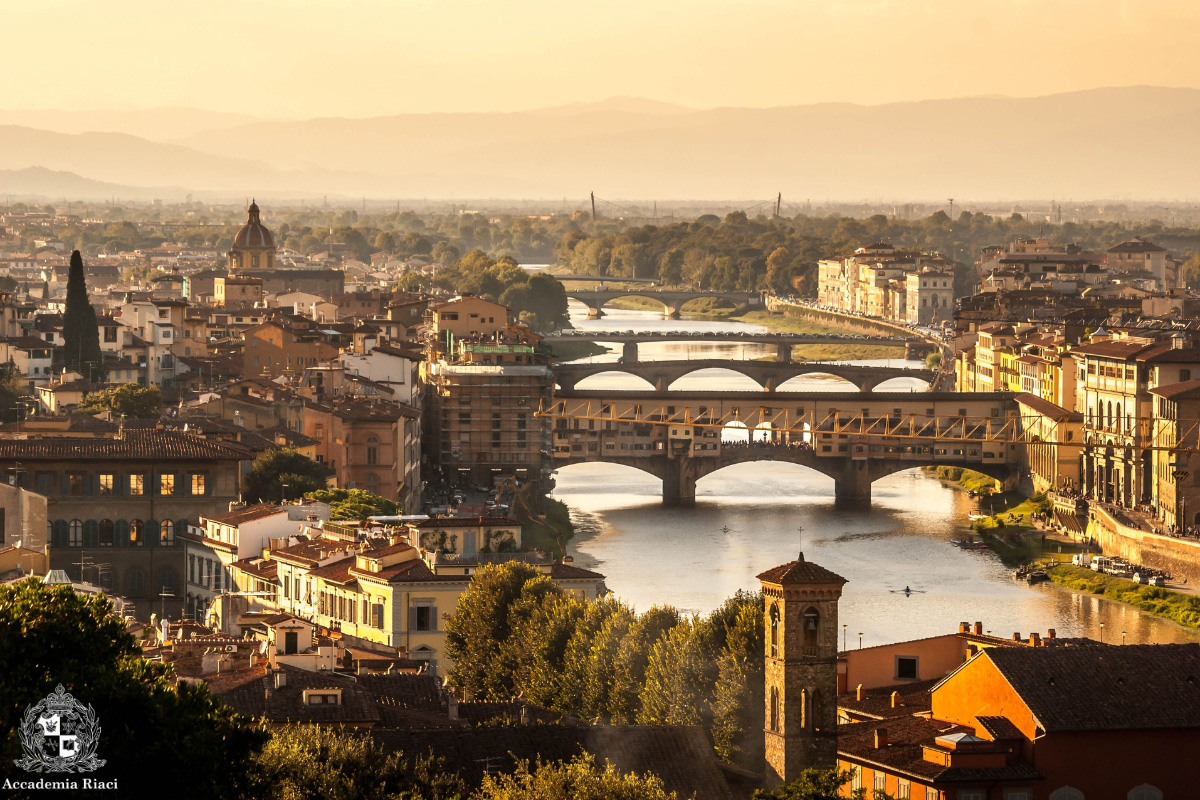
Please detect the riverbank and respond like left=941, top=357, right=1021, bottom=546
left=726, top=309, right=906, bottom=361
left=1047, top=564, right=1200, bottom=630
left=546, top=339, right=609, bottom=361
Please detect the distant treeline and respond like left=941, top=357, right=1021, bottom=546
left=15, top=203, right=1200, bottom=293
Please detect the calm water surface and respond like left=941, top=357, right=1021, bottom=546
left=553, top=306, right=1199, bottom=646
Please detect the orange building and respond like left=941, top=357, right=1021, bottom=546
left=243, top=319, right=342, bottom=380
left=835, top=643, right=1200, bottom=799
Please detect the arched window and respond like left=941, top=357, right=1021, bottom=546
left=98, top=569, right=114, bottom=592
left=769, top=604, right=780, bottom=658
left=160, top=520, right=174, bottom=545
left=130, top=520, right=144, bottom=547
left=803, top=607, right=820, bottom=648
left=1127, top=785, right=1162, bottom=800
left=99, top=520, right=114, bottom=547
left=366, top=435, right=379, bottom=443
left=1107, top=401, right=1114, bottom=430
left=1049, top=788, right=1085, bottom=800
left=69, top=519, right=83, bottom=547
left=128, top=568, right=145, bottom=596
left=769, top=686, right=779, bottom=732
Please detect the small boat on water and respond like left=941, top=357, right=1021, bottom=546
left=1026, top=570, right=1048, bottom=585
left=967, top=513, right=987, bottom=521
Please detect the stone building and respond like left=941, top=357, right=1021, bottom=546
left=758, top=553, right=847, bottom=788
left=0, top=429, right=249, bottom=619
left=228, top=201, right=276, bottom=271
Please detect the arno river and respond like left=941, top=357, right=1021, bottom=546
left=553, top=305, right=1199, bottom=647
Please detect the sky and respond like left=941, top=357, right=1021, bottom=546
left=8, top=0, right=1200, bottom=117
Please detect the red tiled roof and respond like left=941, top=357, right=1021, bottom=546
left=1150, top=379, right=1200, bottom=401
left=202, top=503, right=284, bottom=526
left=757, top=553, right=847, bottom=587
left=0, top=429, right=252, bottom=461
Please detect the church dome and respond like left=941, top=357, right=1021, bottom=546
left=232, top=200, right=275, bottom=250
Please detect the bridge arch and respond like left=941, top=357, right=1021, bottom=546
left=667, top=367, right=768, bottom=393
left=774, top=372, right=862, bottom=393
left=561, top=370, right=657, bottom=392
left=871, top=375, right=934, bottom=392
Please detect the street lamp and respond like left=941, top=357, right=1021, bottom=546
left=1122, top=630, right=1127, bottom=646
left=281, top=482, right=290, bottom=504
left=843, top=624, right=848, bottom=651
left=858, top=632, right=863, bottom=649
left=1099, top=621, right=1105, bottom=644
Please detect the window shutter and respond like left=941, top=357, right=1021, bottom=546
left=409, top=608, right=417, bottom=631
left=431, top=606, right=438, bottom=631
left=147, top=520, right=159, bottom=547
left=204, top=472, right=213, bottom=496
left=83, top=520, right=98, bottom=547
left=60, top=474, right=70, bottom=496
left=115, top=520, right=129, bottom=547
left=175, top=474, right=184, bottom=496
left=374, top=604, right=383, bottom=629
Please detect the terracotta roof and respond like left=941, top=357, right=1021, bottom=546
left=215, top=665, right=379, bottom=725
left=974, top=715, right=1023, bottom=741
left=837, top=715, right=1041, bottom=784
left=838, top=679, right=937, bottom=720
left=309, top=555, right=357, bottom=584
left=202, top=503, right=284, bottom=526
left=1014, top=393, right=1079, bottom=420
left=1150, top=379, right=1200, bottom=401
left=0, top=429, right=252, bottom=461
left=369, top=726, right=734, bottom=800
left=1108, top=239, right=1166, bottom=253
left=983, top=643, right=1200, bottom=733
left=1069, top=340, right=1153, bottom=359
left=757, top=553, right=847, bottom=586
left=549, top=562, right=607, bottom=581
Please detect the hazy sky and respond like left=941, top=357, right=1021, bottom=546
left=10, top=0, right=1200, bottom=116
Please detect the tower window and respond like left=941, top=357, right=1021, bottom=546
left=802, top=607, right=820, bottom=648
left=769, top=604, right=780, bottom=658
left=769, top=686, right=779, bottom=732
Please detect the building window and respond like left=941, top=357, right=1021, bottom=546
left=769, top=686, right=779, bottom=731
left=875, top=773, right=887, bottom=793
left=99, top=520, right=114, bottom=547
left=129, top=474, right=145, bottom=496
left=128, top=569, right=145, bottom=596
left=958, top=791, right=984, bottom=800
left=190, top=474, right=206, bottom=495
left=366, top=446, right=378, bottom=465
left=896, top=656, right=919, bottom=680
left=896, top=779, right=910, bottom=799
left=189, top=555, right=196, bottom=584
left=769, top=604, right=779, bottom=658
left=160, top=568, right=176, bottom=596
left=414, top=604, right=433, bottom=631
left=99, top=474, right=114, bottom=496
left=68, top=474, right=85, bottom=496
left=69, top=519, right=83, bottom=547
left=802, top=607, right=820, bottom=648
left=160, top=520, right=174, bottom=545
left=160, top=474, right=175, bottom=495
left=130, top=520, right=144, bottom=547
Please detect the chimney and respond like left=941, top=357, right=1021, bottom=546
left=856, top=684, right=864, bottom=702
left=874, top=728, right=888, bottom=749
left=447, top=695, right=459, bottom=721
left=274, top=670, right=287, bottom=689
left=1047, top=628, right=1056, bottom=639
left=357, top=662, right=365, bottom=676
left=958, top=621, right=970, bottom=634
left=974, top=622, right=983, bottom=635
left=1030, top=632, right=1041, bottom=647
left=520, top=705, right=530, bottom=725
left=890, top=691, right=898, bottom=708
left=1013, top=632, right=1022, bottom=643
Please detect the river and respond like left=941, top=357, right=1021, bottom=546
left=553, top=305, right=1199, bottom=646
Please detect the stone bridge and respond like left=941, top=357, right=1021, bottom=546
left=564, top=289, right=762, bottom=318
left=553, top=359, right=934, bottom=392
left=543, top=332, right=928, bottom=361
left=543, top=389, right=1024, bottom=507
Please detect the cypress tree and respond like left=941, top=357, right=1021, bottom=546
left=61, top=250, right=104, bottom=380
left=41, top=280, right=49, bottom=300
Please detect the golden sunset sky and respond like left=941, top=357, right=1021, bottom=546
left=11, top=0, right=1200, bottom=115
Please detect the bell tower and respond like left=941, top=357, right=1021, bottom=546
left=758, top=552, right=846, bottom=788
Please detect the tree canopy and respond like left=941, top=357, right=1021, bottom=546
left=308, top=487, right=400, bottom=519
left=0, top=578, right=267, bottom=799
left=256, top=725, right=464, bottom=800
left=75, top=383, right=163, bottom=418
left=444, top=563, right=765, bottom=769
left=475, top=754, right=676, bottom=800
left=243, top=448, right=328, bottom=503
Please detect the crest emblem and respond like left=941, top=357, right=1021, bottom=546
left=14, top=684, right=105, bottom=773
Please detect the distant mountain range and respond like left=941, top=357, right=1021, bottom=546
left=2, top=87, right=1200, bottom=202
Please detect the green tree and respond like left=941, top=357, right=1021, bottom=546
left=474, top=753, right=676, bottom=800
left=752, top=767, right=873, bottom=800
left=444, top=563, right=564, bottom=700
left=0, top=362, right=31, bottom=423
left=61, top=250, right=104, bottom=380
left=40, top=280, right=49, bottom=300
left=0, top=578, right=268, bottom=799
left=373, top=231, right=397, bottom=253
left=925, top=350, right=943, bottom=371
left=609, top=606, right=680, bottom=723
left=1181, top=253, right=1200, bottom=288
left=307, top=487, right=399, bottom=519
left=76, top=383, right=163, bottom=418
left=243, top=448, right=328, bottom=503
left=256, top=725, right=463, bottom=800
